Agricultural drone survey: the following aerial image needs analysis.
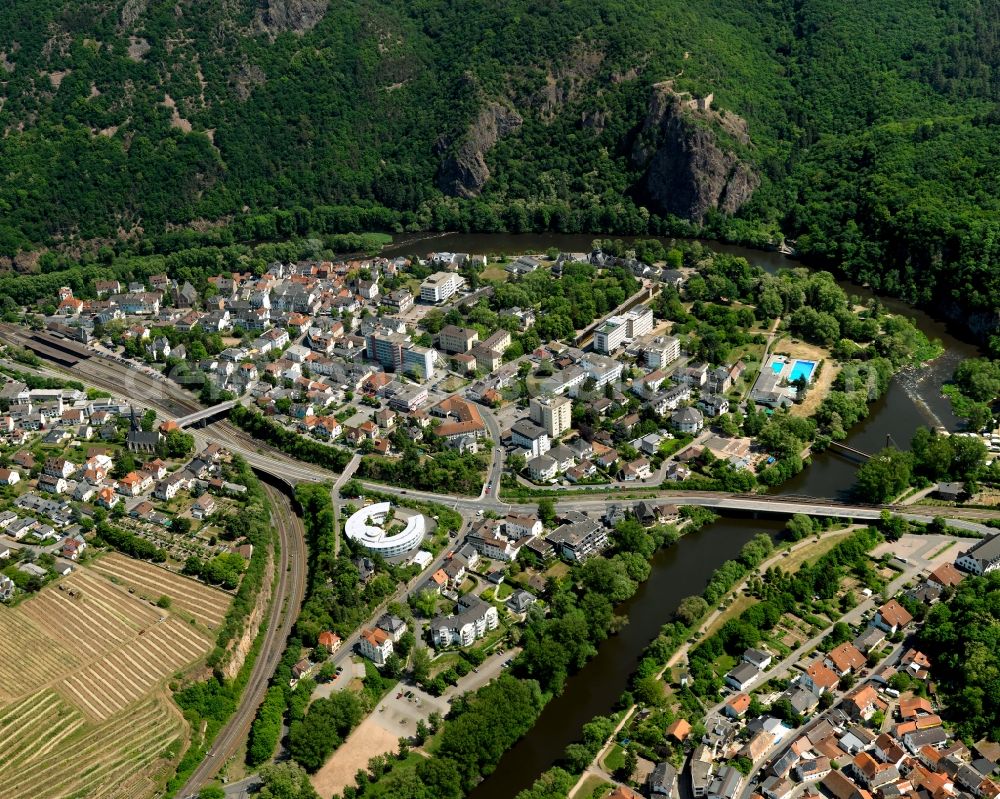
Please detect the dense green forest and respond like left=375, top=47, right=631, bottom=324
left=2, top=0, right=1000, bottom=325
left=918, top=572, right=1000, bottom=741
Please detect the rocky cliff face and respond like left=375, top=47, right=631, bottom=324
left=220, top=549, right=274, bottom=681
left=255, top=0, right=329, bottom=36
left=437, top=102, right=523, bottom=198
left=631, top=83, right=759, bottom=222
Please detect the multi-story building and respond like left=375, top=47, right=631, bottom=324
left=358, top=627, right=393, bottom=665
left=402, top=345, right=437, bottom=380
left=594, top=316, right=628, bottom=354
left=429, top=595, right=499, bottom=647
left=511, top=419, right=550, bottom=457
left=545, top=513, right=609, bottom=562
left=365, top=329, right=410, bottom=371
left=580, top=354, right=624, bottom=388
left=529, top=395, right=572, bottom=438
left=385, top=289, right=415, bottom=313
left=956, top=534, right=1000, bottom=575
left=438, top=325, right=479, bottom=354
left=433, top=396, right=486, bottom=440
left=504, top=513, right=543, bottom=539
left=467, top=521, right=520, bottom=561
left=420, top=272, right=463, bottom=303
left=645, top=336, right=682, bottom=368
left=471, top=344, right=502, bottom=374
left=481, top=329, right=512, bottom=354
left=624, top=304, right=654, bottom=339
left=527, top=454, right=558, bottom=481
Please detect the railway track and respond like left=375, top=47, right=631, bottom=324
left=177, top=483, right=307, bottom=797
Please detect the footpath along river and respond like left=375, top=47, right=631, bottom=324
left=382, top=232, right=979, bottom=796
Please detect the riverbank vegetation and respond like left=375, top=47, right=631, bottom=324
left=942, top=358, right=1000, bottom=431
left=685, top=528, right=881, bottom=697
left=513, top=524, right=882, bottom=798
left=657, top=248, right=935, bottom=492
left=855, top=426, right=992, bottom=503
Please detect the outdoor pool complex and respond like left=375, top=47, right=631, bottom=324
left=789, top=360, right=817, bottom=382
left=344, top=502, right=426, bottom=556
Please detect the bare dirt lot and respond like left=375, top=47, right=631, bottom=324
left=312, top=681, right=449, bottom=798
left=310, top=717, right=400, bottom=799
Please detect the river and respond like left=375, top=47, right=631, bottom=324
left=380, top=231, right=980, bottom=795
left=473, top=517, right=784, bottom=799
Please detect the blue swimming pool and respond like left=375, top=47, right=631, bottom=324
left=770, top=361, right=784, bottom=375
left=789, top=360, right=816, bottom=382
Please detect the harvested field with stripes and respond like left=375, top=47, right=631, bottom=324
left=0, top=691, right=185, bottom=799
left=0, top=611, right=76, bottom=703
left=0, top=556, right=230, bottom=798
left=92, top=552, right=230, bottom=630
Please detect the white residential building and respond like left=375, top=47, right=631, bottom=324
left=511, top=419, right=550, bottom=457
left=505, top=513, right=543, bottom=539
left=624, top=305, right=654, bottom=339
left=529, top=395, right=572, bottom=438
left=429, top=595, right=499, bottom=648
left=420, top=271, right=463, bottom=303
left=956, top=534, right=1000, bottom=575
left=358, top=627, right=393, bottom=665
left=0, top=468, right=20, bottom=486
left=594, top=316, right=628, bottom=354
left=402, top=345, right=438, bottom=380
left=646, top=336, right=682, bottom=369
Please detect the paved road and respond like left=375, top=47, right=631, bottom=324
left=179, top=484, right=307, bottom=797
left=13, top=334, right=995, bottom=539
left=479, top=405, right=505, bottom=501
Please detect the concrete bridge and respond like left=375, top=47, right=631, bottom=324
left=174, top=399, right=241, bottom=428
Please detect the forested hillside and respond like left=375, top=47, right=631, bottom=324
left=2, top=0, right=1000, bottom=321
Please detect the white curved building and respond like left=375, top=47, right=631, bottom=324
left=344, top=502, right=425, bottom=557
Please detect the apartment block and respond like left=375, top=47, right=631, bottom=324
left=420, top=271, right=463, bottom=303
left=529, top=395, right=572, bottom=438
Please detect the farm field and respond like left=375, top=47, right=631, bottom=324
left=0, top=557, right=229, bottom=799
left=92, top=551, right=231, bottom=629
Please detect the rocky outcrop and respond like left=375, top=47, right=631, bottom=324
left=537, top=48, right=604, bottom=121
left=255, top=0, right=328, bottom=36
left=220, top=549, right=274, bottom=681
left=437, top=102, right=522, bottom=198
left=631, top=83, right=759, bottom=222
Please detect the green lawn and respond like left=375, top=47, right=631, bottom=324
left=658, top=435, right=693, bottom=458
left=603, top=744, right=625, bottom=772
left=579, top=774, right=613, bottom=799
left=712, top=653, right=736, bottom=678
left=481, top=264, right=512, bottom=283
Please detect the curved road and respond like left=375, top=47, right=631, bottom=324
left=179, top=483, right=307, bottom=797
